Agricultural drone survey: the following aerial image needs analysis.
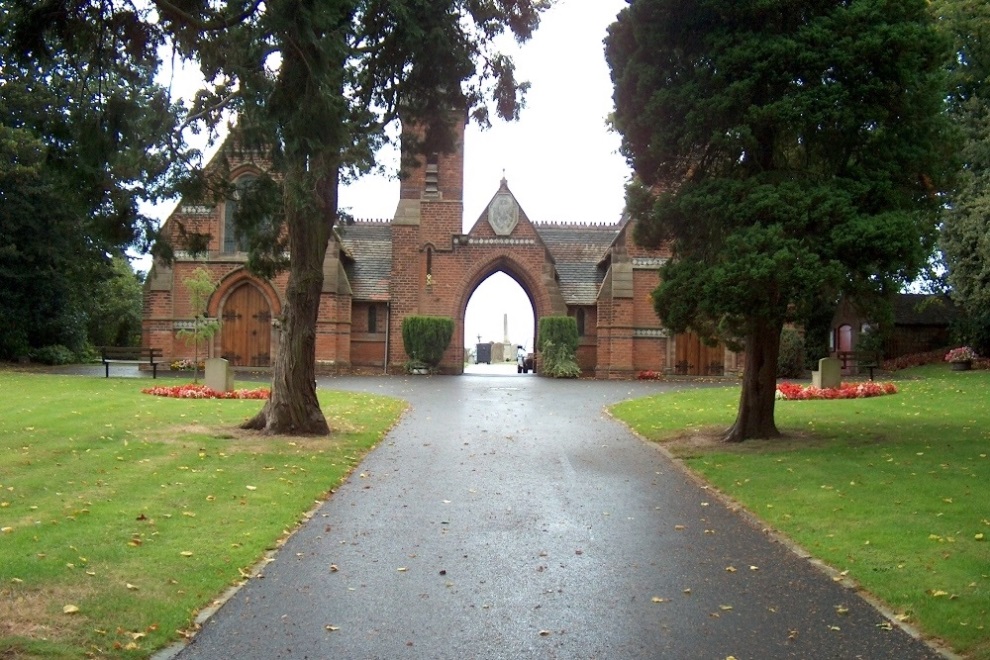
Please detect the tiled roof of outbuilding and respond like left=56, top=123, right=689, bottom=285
left=534, top=223, right=620, bottom=305
left=336, top=222, right=392, bottom=301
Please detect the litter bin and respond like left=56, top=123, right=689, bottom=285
left=475, top=343, right=492, bottom=365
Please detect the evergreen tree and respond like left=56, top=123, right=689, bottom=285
left=933, top=0, right=990, bottom=354
left=0, top=22, right=181, bottom=358
left=606, top=0, right=953, bottom=441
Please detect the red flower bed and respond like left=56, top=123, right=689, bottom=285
left=141, top=384, right=270, bottom=400
left=775, top=381, right=897, bottom=401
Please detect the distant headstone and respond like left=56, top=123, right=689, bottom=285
left=205, top=357, right=234, bottom=392
left=812, top=357, right=841, bottom=389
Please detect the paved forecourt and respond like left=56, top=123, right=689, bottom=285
left=162, top=371, right=944, bottom=659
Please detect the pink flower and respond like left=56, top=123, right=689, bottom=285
left=141, top=385, right=270, bottom=400
left=775, top=381, right=898, bottom=401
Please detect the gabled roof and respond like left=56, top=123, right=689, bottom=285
left=335, top=221, right=392, bottom=301
left=534, top=223, right=620, bottom=305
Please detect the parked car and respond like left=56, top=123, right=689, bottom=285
left=517, top=351, right=535, bottom=374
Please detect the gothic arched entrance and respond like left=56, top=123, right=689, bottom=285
left=464, top=271, right=537, bottom=367
left=220, top=283, right=273, bottom=367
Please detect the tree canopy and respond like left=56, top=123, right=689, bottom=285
left=0, top=21, right=175, bottom=358
left=5, top=0, right=549, bottom=433
left=606, top=0, right=953, bottom=441
left=934, top=0, right=990, bottom=355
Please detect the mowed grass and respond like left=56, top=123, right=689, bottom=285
left=0, top=371, right=406, bottom=659
left=611, top=365, right=989, bottom=659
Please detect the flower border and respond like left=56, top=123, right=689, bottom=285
left=141, top=384, right=270, bottom=400
left=775, top=381, right=897, bottom=400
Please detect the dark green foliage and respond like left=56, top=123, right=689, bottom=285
left=537, top=317, right=580, bottom=378
left=933, top=0, right=990, bottom=338
left=401, top=316, right=455, bottom=369
left=538, top=341, right=582, bottom=379
left=777, top=329, right=806, bottom=378
left=951, top=309, right=990, bottom=357
left=30, top=345, right=76, bottom=366
left=537, top=316, right=579, bottom=354
left=802, top=303, right=835, bottom=367
left=0, top=15, right=182, bottom=360
left=606, top=0, right=953, bottom=440
left=85, top=256, right=144, bottom=348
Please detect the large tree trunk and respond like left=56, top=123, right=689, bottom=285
left=723, top=318, right=784, bottom=443
left=242, top=163, right=337, bottom=436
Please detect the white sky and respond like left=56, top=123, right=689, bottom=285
left=150, top=0, right=631, bottom=354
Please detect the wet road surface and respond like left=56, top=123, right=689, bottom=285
left=159, top=370, right=943, bottom=659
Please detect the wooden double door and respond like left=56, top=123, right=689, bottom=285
left=221, top=284, right=272, bottom=367
left=674, top=332, right=725, bottom=376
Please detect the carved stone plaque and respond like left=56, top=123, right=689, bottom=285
left=487, top=193, right=519, bottom=236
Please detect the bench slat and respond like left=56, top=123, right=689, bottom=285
left=100, top=347, right=162, bottom=378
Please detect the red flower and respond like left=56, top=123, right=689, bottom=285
left=141, top=384, right=270, bottom=400
left=775, top=381, right=897, bottom=401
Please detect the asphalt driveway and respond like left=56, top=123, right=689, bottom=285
left=164, top=370, right=944, bottom=659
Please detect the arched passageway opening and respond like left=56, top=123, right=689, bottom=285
left=463, top=271, right=535, bottom=369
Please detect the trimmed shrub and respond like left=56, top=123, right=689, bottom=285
left=777, top=328, right=805, bottom=378
left=538, top=316, right=579, bottom=354
left=401, top=316, right=454, bottom=369
left=539, top=340, right=581, bottom=378
left=30, top=344, right=76, bottom=365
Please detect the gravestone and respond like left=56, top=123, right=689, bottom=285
left=811, top=357, right=841, bottom=389
left=205, top=357, right=234, bottom=392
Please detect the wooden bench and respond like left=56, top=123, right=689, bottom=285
left=835, top=351, right=881, bottom=380
left=100, top=347, right=163, bottom=378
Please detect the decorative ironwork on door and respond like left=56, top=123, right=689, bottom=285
left=221, top=284, right=271, bottom=367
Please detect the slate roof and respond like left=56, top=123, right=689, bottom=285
left=336, top=220, right=621, bottom=306
left=336, top=222, right=392, bottom=301
left=534, top=223, right=620, bottom=305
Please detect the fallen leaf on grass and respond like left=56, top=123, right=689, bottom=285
left=180, top=551, right=194, bottom=557
left=126, top=583, right=139, bottom=590
left=246, top=485, right=257, bottom=491
left=63, top=605, right=80, bottom=614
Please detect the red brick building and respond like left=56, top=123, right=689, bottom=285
left=143, top=119, right=738, bottom=377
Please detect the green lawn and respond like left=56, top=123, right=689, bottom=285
left=611, top=365, right=989, bottom=659
left=0, top=371, right=406, bottom=659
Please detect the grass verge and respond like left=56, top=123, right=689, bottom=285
left=610, top=365, right=989, bottom=660
left=0, top=371, right=406, bottom=658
